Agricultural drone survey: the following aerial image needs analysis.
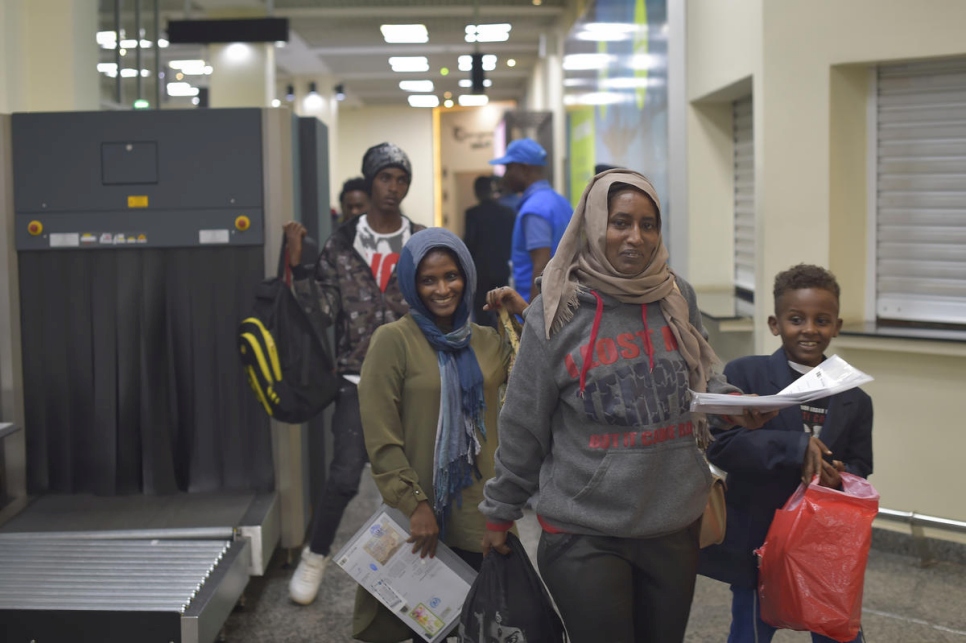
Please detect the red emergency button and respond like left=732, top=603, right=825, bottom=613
left=27, top=220, right=43, bottom=236
left=235, top=215, right=251, bottom=232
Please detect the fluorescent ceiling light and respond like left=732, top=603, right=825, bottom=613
left=97, top=63, right=117, bottom=74
left=389, top=56, right=430, bottom=72
left=458, top=79, right=492, bottom=88
left=562, top=53, right=615, bottom=71
left=169, top=60, right=210, bottom=75
left=630, top=54, right=661, bottom=70
left=458, top=54, right=497, bottom=71
left=381, top=24, right=428, bottom=44
left=167, top=82, right=199, bottom=97
left=577, top=23, right=639, bottom=42
left=563, top=92, right=629, bottom=106
left=465, top=23, right=511, bottom=43
left=96, top=31, right=117, bottom=47
left=408, top=95, right=440, bottom=108
left=458, top=94, right=489, bottom=107
left=563, top=78, right=591, bottom=87
left=399, top=80, right=435, bottom=92
left=600, top=77, right=664, bottom=90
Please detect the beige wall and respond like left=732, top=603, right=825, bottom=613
left=687, top=0, right=966, bottom=527
left=1, top=0, right=99, bottom=113
left=336, top=106, right=435, bottom=229
left=438, top=103, right=514, bottom=236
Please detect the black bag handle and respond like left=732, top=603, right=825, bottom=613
left=276, top=231, right=320, bottom=284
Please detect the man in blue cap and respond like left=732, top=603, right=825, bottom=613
left=490, top=137, right=573, bottom=302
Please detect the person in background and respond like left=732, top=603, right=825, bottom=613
left=490, top=138, right=573, bottom=303
left=463, top=175, right=517, bottom=327
left=700, top=264, right=873, bottom=643
left=352, top=229, right=513, bottom=641
left=338, top=176, right=369, bottom=225
left=282, top=142, right=424, bottom=606
left=479, top=169, right=772, bottom=643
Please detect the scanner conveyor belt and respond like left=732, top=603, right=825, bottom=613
left=0, top=536, right=251, bottom=643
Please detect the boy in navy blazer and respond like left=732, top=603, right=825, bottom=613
left=700, top=264, right=873, bottom=643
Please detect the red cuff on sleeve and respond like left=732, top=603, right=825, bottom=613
left=486, top=520, right=514, bottom=532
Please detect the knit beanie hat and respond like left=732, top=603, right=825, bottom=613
left=361, top=142, right=412, bottom=192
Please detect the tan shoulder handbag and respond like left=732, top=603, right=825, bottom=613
left=700, top=463, right=727, bottom=548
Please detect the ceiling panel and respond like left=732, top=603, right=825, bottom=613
left=98, top=0, right=569, bottom=107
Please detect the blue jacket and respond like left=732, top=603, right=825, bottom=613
left=698, top=348, right=873, bottom=588
left=510, top=180, right=573, bottom=301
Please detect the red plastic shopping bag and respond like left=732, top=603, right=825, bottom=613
left=755, top=473, right=879, bottom=642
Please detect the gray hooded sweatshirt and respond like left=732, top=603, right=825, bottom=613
left=480, top=278, right=738, bottom=538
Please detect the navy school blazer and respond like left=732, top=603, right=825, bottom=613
left=698, top=348, right=873, bottom=589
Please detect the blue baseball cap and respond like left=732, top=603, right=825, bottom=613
left=490, top=137, right=547, bottom=166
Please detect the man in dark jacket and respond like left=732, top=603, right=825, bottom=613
left=463, top=175, right=516, bottom=327
left=282, top=142, right=425, bottom=605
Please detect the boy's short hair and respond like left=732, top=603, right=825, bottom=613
left=773, top=264, right=841, bottom=309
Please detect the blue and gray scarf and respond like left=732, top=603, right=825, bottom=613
left=397, top=228, right=486, bottom=537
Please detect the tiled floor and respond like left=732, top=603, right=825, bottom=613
left=223, top=474, right=966, bottom=643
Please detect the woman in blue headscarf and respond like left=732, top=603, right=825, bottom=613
left=353, top=228, right=514, bottom=642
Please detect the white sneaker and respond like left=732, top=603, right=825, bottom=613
left=289, top=546, right=330, bottom=605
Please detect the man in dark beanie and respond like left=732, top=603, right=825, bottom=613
left=282, top=142, right=424, bottom=605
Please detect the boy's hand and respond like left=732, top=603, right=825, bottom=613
left=819, top=459, right=843, bottom=489
left=728, top=406, right=779, bottom=430
left=407, top=501, right=439, bottom=559
left=802, top=436, right=832, bottom=484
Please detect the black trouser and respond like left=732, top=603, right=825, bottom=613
left=308, top=382, right=368, bottom=556
left=537, top=520, right=701, bottom=643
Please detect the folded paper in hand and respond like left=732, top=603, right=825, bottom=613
left=689, top=355, right=873, bottom=415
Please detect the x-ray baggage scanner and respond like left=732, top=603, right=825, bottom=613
left=0, top=108, right=333, bottom=642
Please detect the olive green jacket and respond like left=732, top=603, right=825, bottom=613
left=353, top=314, right=512, bottom=642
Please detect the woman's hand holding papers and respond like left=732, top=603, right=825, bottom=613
left=408, top=501, right=439, bottom=559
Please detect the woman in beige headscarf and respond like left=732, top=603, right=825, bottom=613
left=480, top=169, right=770, bottom=643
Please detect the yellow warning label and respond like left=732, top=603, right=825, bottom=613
left=128, top=195, right=149, bottom=208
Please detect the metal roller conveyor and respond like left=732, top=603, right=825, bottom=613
left=0, top=536, right=251, bottom=642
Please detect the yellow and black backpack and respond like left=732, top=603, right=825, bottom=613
left=238, top=237, right=337, bottom=423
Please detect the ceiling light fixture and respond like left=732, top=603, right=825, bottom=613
left=381, top=24, right=428, bottom=44
left=271, top=99, right=281, bottom=107
left=458, top=94, right=489, bottom=107
left=507, top=59, right=516, bottom=67
left=562, top=53, right=615, bottom=71
left=285, top=84, right=295, bottom=102
left=408, top=95, right=440, bottom=108
left=389, top=56, right=430, bottom=72
left=459, top=79, right=492, bottom=88
left=444, top=99, right=454, bottom=108
left=399, top=80, right=435, bottom=92
left=334, top=83, right=346, bottom=101
left=167, top=82, right=199, bottom=97
left=464, top=23, right=511, bottom=43
left=576, top=23, right=639, bottom=42
left=459, top=54, right=496, bottom=72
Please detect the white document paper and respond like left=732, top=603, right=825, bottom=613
left=334, top=505, right=478, bottom=643
left=689, top=355, right=873, bottom=415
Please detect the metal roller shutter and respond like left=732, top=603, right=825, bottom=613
left=874, top=58, right=966, bottom=324
left=734, top=95, right=755, bottom=295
